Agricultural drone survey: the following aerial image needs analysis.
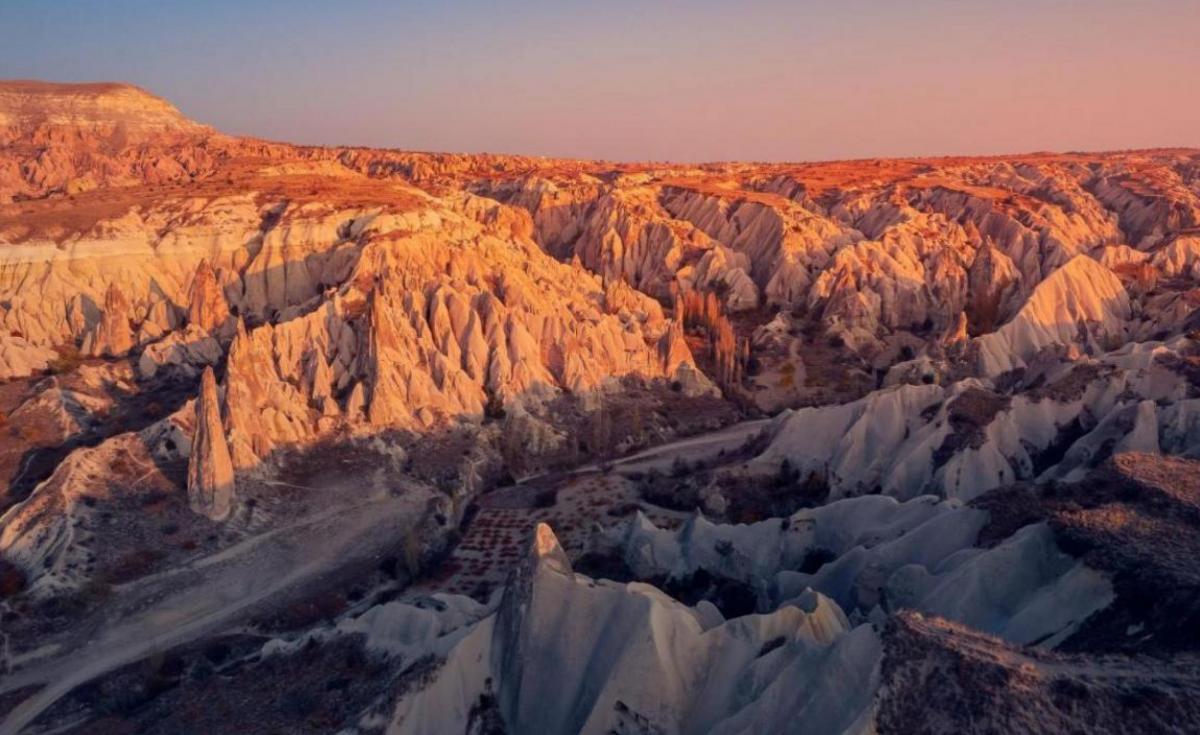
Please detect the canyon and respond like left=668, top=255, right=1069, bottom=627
left=1, top=81, right=1199, bottom=734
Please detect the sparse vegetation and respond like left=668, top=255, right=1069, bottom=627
left=46, top=344, right=83, bottom=375
left=104, top=549, right=165, bottom=585
left=8, top=77, right=1200, bottom=735
left=484, top=390, right=506, bottom=421
left=0, top=556, right=27, bottom=598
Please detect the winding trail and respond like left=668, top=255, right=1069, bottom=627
left=0, top=485, right=430, bottom=735
left=0, top=418, right=772, bottom=734
left=515, top=417, right=774, bottom=487
left=601, top=417, right=772, bottom=472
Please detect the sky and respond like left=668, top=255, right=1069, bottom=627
left=1, top=0, right=1198, bottom=162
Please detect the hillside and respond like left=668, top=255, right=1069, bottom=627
left=1, top=80, right=1199, bottom=735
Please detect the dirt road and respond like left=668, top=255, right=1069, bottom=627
left=0, top=485, right=431, bottom=735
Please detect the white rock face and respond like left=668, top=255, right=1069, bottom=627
left=973, top=255, right=1130, bottom=376
left=201, top=206, right=713, bottom=466
left=754, top=333, right=1200, bottom=501
left=603, top=500, right=1111, bottom=649
left=337, top=594, right=490, bottom=658
left=882, top=523, right=1114, bottom=647
left=1089, top=173, right=1200, bottom=247
left=907, top=169, right=1121, bottom=286
left=473, top=154, right=1197, bottom=364
left=754, top=382, right=949, bottom=499
left=0, top=413, right=190, bottom=594
left=1152, top=235, right=1200, bottom=278
left=388, top=524, right=881, bottom=735
left=137, top=325, right=223, bottom=379
left=604, top=496, right=975, bottom=592
left=661, top=187, right=862, bottom=307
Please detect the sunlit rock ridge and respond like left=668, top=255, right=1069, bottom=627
left=1, top=80, right=1199, bottom=735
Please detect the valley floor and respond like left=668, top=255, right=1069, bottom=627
left=0, top=471, right=431, bottom=734
left=1, top=80, right=1199, bottom=734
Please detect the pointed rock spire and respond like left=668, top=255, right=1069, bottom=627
left=187, top=259, right=231, bottom=334
left=223, top=317, right=276, bottom=468
left=941, top=311, right=969, bottom=347
left=365, top=286, right=409, bottom=426
left=187, top=366, right=234, bottom=521
left=498, top=523, right=572, bottom=627
left=82, top=282, right=135, bottom=357
left=658, top=321, right=692, bottom=375
left=528, top=522, right=571, bottom=573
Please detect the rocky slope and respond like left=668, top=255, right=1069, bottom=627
left=1, top=81, right=1199, bottom=734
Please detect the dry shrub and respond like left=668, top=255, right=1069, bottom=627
left=47, top=344, right=83, bottom=375
left=0, top=557, right=27, bottom=598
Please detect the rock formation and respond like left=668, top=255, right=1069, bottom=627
left=186, top=366, right=235, bottom=520
left=973, top=255, right=1130, bottom=376
left=81, top=282, right=135, bottom=358
left=4, top=80, right=1200, bottom=735
left=390, top=524, right=878, bottom=735
left=965, top=239, right=1023, bottom=333
left=0, top=80, right=210, bottom=202
left=186, top=259, right=232, bottom=334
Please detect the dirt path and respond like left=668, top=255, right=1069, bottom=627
left=407, top=420, right=773, bottom=603
left=0, top=485, right=431, bottom=735
left=0, top=418, right=772, bottom=733
left=603, top=417, right=771, bottom=473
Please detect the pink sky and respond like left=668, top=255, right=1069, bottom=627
left=2, top=0, right=1198, bottom=161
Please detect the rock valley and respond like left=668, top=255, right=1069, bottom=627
left=1, top=80, right=1200, bottom=734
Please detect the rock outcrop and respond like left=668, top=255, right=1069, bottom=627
left=389, top=524, right=879, bottom=735
left=1152, top=235, right=1200, bottom=279
left=0, top=80, right=211, bottom=201
left=81, top=282, right=135, bottom=358
left=965, top=239, right=1023, bottom=333
left=973, top=255, right=1130, bottom=376
left=186, top=259, right=232, bottom=334
left=187, top=366, right=234, bottom=520
left=4, top=80, right=1200, bottom=735
left=755, top=330, right=1200, bottom=501
left=0, top=80, right=203, bottom=137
